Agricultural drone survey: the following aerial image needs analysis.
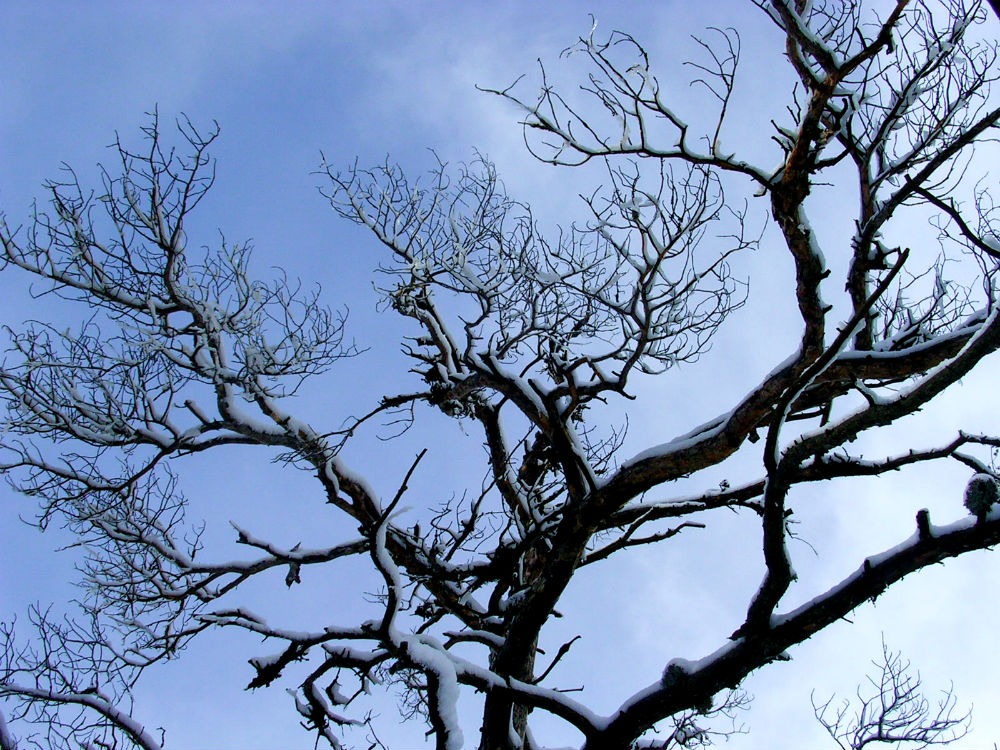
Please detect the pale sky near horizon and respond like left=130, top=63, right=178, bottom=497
left=2, top=2, right=1000, bottom=748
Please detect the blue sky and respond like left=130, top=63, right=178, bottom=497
left=3, top=2, right=1000, bottom=748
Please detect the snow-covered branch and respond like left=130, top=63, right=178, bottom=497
left=5, top=3, right=1000, bottom=749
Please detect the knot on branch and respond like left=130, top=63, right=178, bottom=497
left=426, top=379, right=480, bottom=418
left=964, top=473, right=999, bottom=521
left=518, top=431, right=556, bottom=488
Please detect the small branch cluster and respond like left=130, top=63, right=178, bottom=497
left=813, top=642, right=971, bottom=749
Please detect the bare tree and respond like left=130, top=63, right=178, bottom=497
left=3, top=1, right=1000, bottom=749
left=813, top=642, right=971, bottom=749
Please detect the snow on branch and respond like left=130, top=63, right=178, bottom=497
left=6, top=4, right=1000, bottom=749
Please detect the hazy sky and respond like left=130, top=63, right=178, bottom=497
left=2, top=2, right=999, bottom=748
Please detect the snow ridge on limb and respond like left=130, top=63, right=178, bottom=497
left=591, top=511, right=1000, bottom=750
